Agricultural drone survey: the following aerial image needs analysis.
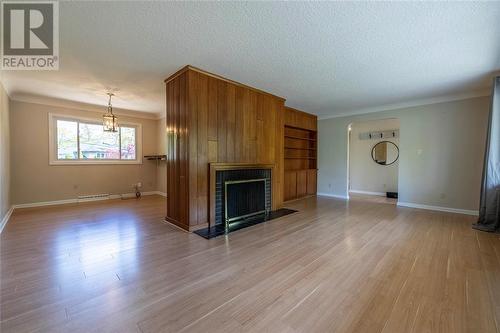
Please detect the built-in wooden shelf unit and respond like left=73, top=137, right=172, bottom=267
left=283, top=108, right=318, bottom=202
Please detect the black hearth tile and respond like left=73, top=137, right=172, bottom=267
left=193, top=208, right=298, bottom=239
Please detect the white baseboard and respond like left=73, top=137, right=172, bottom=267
left=397, top=201, right=479, bottom=216
left=349, top=190, right=386, bottom=196
left=14, top=198, right=80, bottom=209
left=13, top=191, right=166, bottom=209
left=0, top=206, right=14, bottom=234
left=317, top=192, right=349, bottom=200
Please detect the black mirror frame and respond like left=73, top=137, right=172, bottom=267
left=371, top=141, right=399, bottom=166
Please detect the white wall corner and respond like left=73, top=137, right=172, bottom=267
left=317, top=192, right=349, bottom=200
left=0, top=206, right=14, bottom=234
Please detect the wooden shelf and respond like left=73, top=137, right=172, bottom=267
left=284, top=135, right=317, bottom=141
left=284, top=123, right=317, bottom=201
left=285, top=147, right=316, bottom=150
left=285, top=168, right=318, bottom=171
left=285, top=157, right=316, bottom=160
left=144, top=155, right=167, bottom=161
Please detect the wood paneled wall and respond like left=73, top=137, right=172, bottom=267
left=285, top=107, right=317, bottom=131
left=165, top=71, right=189, bottom=229
left=165, top=66, right=285, bottom=231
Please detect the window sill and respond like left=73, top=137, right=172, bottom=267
left=49, top=160, right=143, bottom=166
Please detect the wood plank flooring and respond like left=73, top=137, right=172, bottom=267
left=1, top=195, right=499, bottom=332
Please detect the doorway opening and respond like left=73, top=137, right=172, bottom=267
left=347, top=118, right=400, bottom=205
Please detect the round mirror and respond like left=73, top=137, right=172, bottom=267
left=371, top=141, right=399, bottom=166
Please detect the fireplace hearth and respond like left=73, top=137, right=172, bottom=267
left=192, top=165, right=297, bottom=239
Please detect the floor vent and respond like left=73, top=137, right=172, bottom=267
left=77, top=194, right=110, bottom=201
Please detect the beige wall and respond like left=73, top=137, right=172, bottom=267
left=10, top=100, right=161, bottom=204
left=349, top=119, right=400, bottom=194
left=319, top=97, right=489, bottom=211
left=0, top=82, right=11, bottom=222
left=156, top=117, right=167, bottom=194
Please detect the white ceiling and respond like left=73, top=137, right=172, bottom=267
left=2, top=1, right=499, bottom=118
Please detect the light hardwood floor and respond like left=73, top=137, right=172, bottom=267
left=1, top=195, right=499, bottom=332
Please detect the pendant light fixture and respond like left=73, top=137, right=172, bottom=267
left=103, top=92, right=118, bottom=132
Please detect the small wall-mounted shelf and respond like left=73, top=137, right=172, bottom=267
left=144, top=155, right=166, bottom=161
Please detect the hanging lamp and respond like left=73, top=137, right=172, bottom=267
left=103, top=92, right=118, bottom=132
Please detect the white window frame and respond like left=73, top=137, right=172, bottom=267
left=48, top=113, right=143, bottom=165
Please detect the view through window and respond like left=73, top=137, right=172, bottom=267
left=55, top=118, right=137, bottom=161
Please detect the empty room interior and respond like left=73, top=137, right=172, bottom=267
left=1, top=1, right=500, bottom=332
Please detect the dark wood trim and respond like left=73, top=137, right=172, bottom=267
left=165, top=216, right=189, bottom=231
left=285, top=106, right=317, bottom=119
left=165, top=65, right=286, bottom=101
left=284, top=124, right=318, bottom=132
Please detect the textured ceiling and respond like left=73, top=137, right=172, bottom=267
left=2, top=1, right=499, bottom=118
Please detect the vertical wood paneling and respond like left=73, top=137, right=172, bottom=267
left=284, top=171, right=297, bottom=201
left=297, top=170, right=307, bottom=197
left=307, top=169, right=317, bottom=195
left=235, top=87, right=245, bottom=162
left=284, top=107, right=317, bottom=131
left=273, top=99, right=284, bottom=208
left=188, top=71, right=198, bottom=225
left=207, top=78, right=218, bottom=141
left=166, top=67, right=316, bottom=229
left=217, top=81, right=227, bottom=162
left=226, top=84, right=236, bottom=163
left=173, top=78, right=179, bottom=222
left=197, top=73, right=208, bottom=224
left=179, top=74, right=188, bottom=225
left=166, top=71, right=190, bottom=229
left=247, top=90, right=258, bottom=163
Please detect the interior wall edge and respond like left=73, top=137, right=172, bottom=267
left=0, top=206, right=14, bottom=234
left=397, top=201, right=479, bottom=216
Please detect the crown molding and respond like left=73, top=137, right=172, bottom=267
left=9, top=93, right=164, bottom=120
left=318, top=89, right=491, bottom=120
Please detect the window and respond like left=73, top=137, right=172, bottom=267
left=49, top=114, right=142, bottom=165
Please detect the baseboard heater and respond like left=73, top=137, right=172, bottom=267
left=77, top=194, right=110, bottom=201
